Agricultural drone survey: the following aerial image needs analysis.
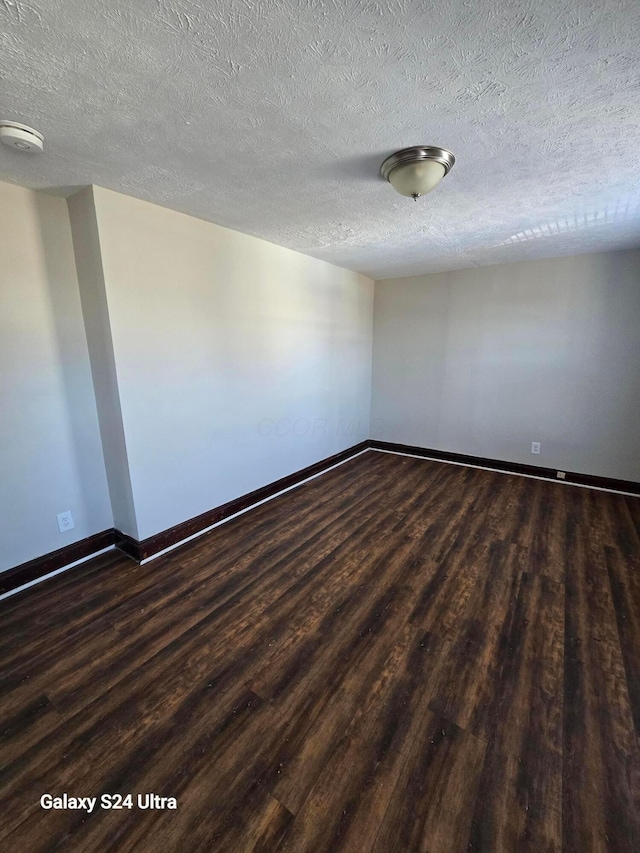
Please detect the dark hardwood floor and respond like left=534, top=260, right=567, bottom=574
left=1, top=450, right=640, bottom=852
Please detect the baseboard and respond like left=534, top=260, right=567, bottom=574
left=3, top=438, right=636, bottom=599
left=0, top=529, right=116, bottom=596
left=369, top=440, right=640, bottom=496
left=113, top=529, right=140, bottom=561
left=0, top=442, right=369, bottom=597
left=119, top=440, right=371, bottom=562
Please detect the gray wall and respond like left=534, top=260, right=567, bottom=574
left=2, top=181, right=373, bottom=567
left=371, top=251, right=640, bottom=481
left=89, top=186, right=373, bottom=540
left=0, top=181, right=112, bottom=571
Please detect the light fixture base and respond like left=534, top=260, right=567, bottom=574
left=381, top=146, right=455, bottom=183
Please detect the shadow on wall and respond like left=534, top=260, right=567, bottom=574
left=33, top=193, right=110, bottom=528
left=589, top=252, right=640, bottom=478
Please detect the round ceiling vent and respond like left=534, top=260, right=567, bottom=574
left=0, top=121, right=44, bottom=154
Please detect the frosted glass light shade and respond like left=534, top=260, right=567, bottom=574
left=388, top=159, right=446, bottom=198
left=381, top=147, right=455, bottom=199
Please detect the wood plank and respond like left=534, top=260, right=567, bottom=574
left=407, top=513, right=505, bottom=639
left=253, top=553, right=442, bottom=814
left=563, top=537, right=640, bottom=851
left=277, top=629, right=466, bottom=853
left=625, top=495, right=640, bottom=542
left=467, top=572, right=564, bottom=852
left=371, top=713, right=486, bottom=853
left=605, top=546, right=640, bottom=737
left=426, top=540, right=525, bottom=736
left=605, top=494, right=640, bottom=558
left=0, top=694, right=63, bottom=767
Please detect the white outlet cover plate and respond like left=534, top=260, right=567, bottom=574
left=57, top=511, right=74, bottom=532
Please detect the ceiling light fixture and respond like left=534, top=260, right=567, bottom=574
left=381, top=146, right=455, bottom=200
left=0, top=120, right=44, bottom=154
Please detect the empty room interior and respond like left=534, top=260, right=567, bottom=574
left=1, top=1, right=640, bottom=851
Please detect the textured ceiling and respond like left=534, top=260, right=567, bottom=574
left=1, top=0, right=639, bottom=278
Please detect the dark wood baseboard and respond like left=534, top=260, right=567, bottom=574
left=1, top=443, right=370, bottom=594
left=0, top=529, right=115, bottom=596
left=3, top=438, right=636, bottom=598
left=120, top=440, right=371, bottom=562
left=369, top=440, right=640, bottom=495
left=113, top=530, right=140, bottom=562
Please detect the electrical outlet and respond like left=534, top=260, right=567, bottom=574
left=531, top=442, right=541, bottom=455
left=557, top=471, right=566, bottom=479
left=57, top=511, right=74, bottom=532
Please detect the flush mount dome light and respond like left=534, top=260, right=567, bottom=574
left=381, top=146, right=455, bottom=199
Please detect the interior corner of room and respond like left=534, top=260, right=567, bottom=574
left=0, top=179, right=375, bottom=588
left=1, top=176, right=639, bottom=593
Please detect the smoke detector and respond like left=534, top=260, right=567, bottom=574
left=0, top=121, right=44, bottom=154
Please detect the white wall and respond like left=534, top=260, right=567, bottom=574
left=372, top=251, right=640, bottom=481
left=90, top=186, right=373, bottom=540
left=0, top=181, right=112, bottom=571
